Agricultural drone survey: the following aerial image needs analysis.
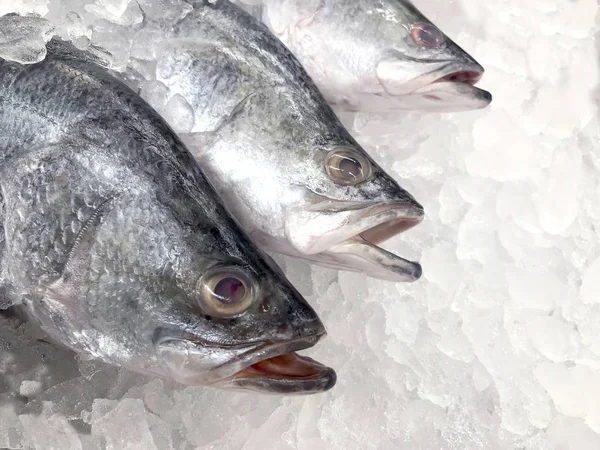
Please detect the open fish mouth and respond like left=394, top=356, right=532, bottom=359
left=222, top=335, right=336, bottom=394
left=157, top=332, right=336, bottom=394
left=432, top=67, right=483, bottom=85
left=322, top=202, right=424, bottom=282
left=410, top=63, right=492, bottom=110
left=377, top=58, right=491, bottom=111
left=285, top=200, right=424, bottom=282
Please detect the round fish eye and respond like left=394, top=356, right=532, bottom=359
left=410, top=22, right=445, bottom=48
left=325, top=148, right=372, bottom=186
left=197, top=266, right=256, bottom=318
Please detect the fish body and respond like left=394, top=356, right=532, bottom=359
left=148, top=0, right=424, bottom=283
left=259, top=0, right=492, bottom=112
left=0, top=37, right=335, bottom=394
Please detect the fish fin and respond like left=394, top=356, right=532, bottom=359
left=44, top=197, right=117, bottom=310
left=208, top=90, right=257, bottom=133
left=181, top=91, right=257, bottom=159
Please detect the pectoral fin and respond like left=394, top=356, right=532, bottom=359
left=43, top=197, right=117, bottom=315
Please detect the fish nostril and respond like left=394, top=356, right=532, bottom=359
left=261, top=298, right=271, bottom=312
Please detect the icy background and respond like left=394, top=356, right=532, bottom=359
left=0, top=0, right=599, bottom=448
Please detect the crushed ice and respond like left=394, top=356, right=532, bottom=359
left=0, top=0, right=598, bottom=447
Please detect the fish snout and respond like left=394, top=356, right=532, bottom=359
left=274, top=284, right=328, bottom=341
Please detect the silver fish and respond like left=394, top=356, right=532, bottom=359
left=258, top=0, right=492, bottom=112
left=0, top=37, right=335, bottom=395
left=141, top=0, right=424, bottom=283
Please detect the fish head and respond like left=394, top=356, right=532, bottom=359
left=152, top=255, right=336, bottom=395
left=34, top=187, right=335, bottom=395
left=277, top=140, right=424, bottom=282
left=263, top=0, right=491, bottom=112
left=372, top=0, right=492, bottom=112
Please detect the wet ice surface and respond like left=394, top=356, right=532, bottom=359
left=0, top=0, right=599, bottom=448
left=0, top=14, right=54, bottom=63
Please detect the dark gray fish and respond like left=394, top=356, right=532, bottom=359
left=0, top=37, right=335, bottom=395
left=142, top=0, right=424, bottom=283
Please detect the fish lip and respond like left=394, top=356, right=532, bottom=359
left=288, top=200, right=424, bottom=282
left=413, top=61, right=485, bottom=90
left=331, top=201, right=424, bottom=248
left=324, top=202, right=424, bottom=282
left=157, top=330, right=335, bottom=394
left=409, top=62, right=492, bottom=108
left=375, top=57, right=491, bottom=110
left=216, top=332, right=336, bottom=394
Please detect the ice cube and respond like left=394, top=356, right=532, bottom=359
left=581, top=256, right=600, bottom=305
left=136, top=0, right=192, bottom=23
left=0, top=14, right=55, bottom=64
left=87, top=0, right=131, bottom=19
left=90, top=20, right=133, bottom=70
left=0, top=398, right=24, bottom=448
left=85, top=0, right=142, bottom=27
left=546, top=416, right=600, bottom=450
left=507, top=267, right=568, bottom=311
left=164, top=93, right=195, bottom=134
left=19, top=380, right=42, bottom=398
left=91, top=398, right=158, bottom=450
left=469, top=110, right=540, bottom=182
left=526, top=315, right=580, bottom=362
left=20, top=402, right=83, bottom=449
left=0, top=0, right=49, bottom=17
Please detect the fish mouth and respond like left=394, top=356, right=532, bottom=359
left=432, top=68, right=483, bottom=85
left=156, top=332, right=336, bottom=395
left=323, top=203, right=424, bottom=282
left=409, top=63, right=492, bottom=111
left=376, top=58, right=491, bottom=112
left=286, top=201, right=424, bottom=282
left=220, top=335, right=336, bottom=394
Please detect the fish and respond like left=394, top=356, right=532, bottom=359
left=258, top=0, right=492, bottom=112
left=0, top=35, right=336, bottom=395
left=135, top=0, right=424, bottom=283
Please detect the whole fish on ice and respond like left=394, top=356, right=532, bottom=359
left=0, top=36, right=335, bottom=394
left=132, top=0, right=424, bottom=283
left=255, top=0, right=492, bottom=112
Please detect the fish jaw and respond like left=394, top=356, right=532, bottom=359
left=376, top=59, right=492, bottom=112
left=283, top=201, right=424, bottom=282
left=156, top=332, right=336, bottom=395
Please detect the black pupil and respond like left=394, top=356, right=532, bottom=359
left=338, top=156, right=362, bottom=179
left=213, top=277, right=246, bottom=304
left=413, top=23, right=444, bottom=47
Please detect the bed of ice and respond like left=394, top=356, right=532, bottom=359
left=0, top=0, right=599, bottom=448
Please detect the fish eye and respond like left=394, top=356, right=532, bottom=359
left=197, top=266, right=256, bottom=318
left=410, top=22, right=445, bottom=48
left=325, top=148, right=372, bottom=186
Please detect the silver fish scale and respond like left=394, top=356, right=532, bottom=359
left=85, top=198, right=192, bottom=361
left=167, top=0, right=352, bottom=140
left=4, top=156, right=105, bottom=285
